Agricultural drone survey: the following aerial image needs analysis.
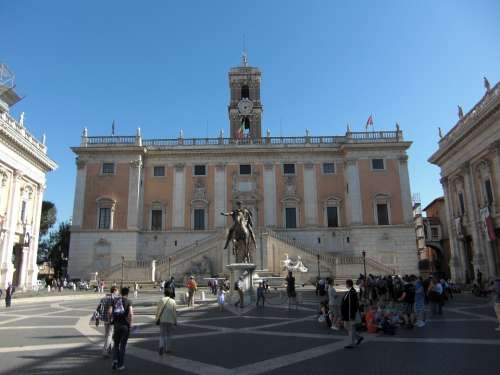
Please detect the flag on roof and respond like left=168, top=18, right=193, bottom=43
left=365, top=115, right=373, bottom=130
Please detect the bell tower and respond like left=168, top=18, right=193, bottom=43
left=228, top=52, right=262, bottom=139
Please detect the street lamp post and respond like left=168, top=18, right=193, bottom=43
left=121, top=256, right=125, bottom=289
left=168, top=256, right=172, bottom=278
left=362, top=250, right=367, bottom=298
left=317, top=254, right=321, bottom=279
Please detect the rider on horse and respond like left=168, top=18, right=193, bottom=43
left=221, top=201, right=256, bottom=250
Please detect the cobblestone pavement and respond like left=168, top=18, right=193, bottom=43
left=0, top=290, right=498, bottom=374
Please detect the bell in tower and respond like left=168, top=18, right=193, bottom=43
left=228, top=53, right=263, bottom=139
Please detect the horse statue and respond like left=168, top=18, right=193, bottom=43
left=221, top=201, right=256, bottom=263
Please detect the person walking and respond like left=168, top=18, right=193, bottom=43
left=256, top=282, right=265, bottom=308
left=133, top=282, right=139, bottom=299
left=110, top=287, right=133, bottom=371
left=217, top=285, right=226, bottom=311
left=156, top=288, right=177, bottom=355
left=428, top=277, right=443, bottom=316
left=95, top=286, right=118, bottom=357
left=398, top=276, right=416, bottom=328
left=492, top=277, right=500, bottom=331
left=164, top=277, right=176, bottom=298
left=414, top=277, right=426, bottom=327
left=5, top=283, right=14, bottom=308
left=328, top=279, right=340, bottom=330
left=234, top=276, right=244, bottom=308
left=186, top=276, right=197, bottom=308
left=341, top=279, right=364, bottom=349
left=286, top=271, right=297, bottom=310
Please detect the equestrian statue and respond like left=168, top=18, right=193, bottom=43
left=221, top=201, right=256, bottom=263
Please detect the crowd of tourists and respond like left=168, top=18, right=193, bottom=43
left=316, top=274, right=467, bottom=348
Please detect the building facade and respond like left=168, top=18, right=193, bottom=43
left=429, top=80, right=500, bottom=283
left=0, top=63, right=57, bottom=289
left=414, top=197, right=451, bottom=277
left=68, top=58, right=418, bottom=280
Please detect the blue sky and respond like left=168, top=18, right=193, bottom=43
left=1, top=0, right=500, bottom=223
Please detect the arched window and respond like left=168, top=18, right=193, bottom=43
left=241, top=85, right=249, bottom=99
left=96, top=197, right=116, bottom=230
left=243, top=117, right=250, bottom=136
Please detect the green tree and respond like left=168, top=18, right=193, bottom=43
left=46, top=221, right=71, bottom=279
left=39, top=201, right=57, bottom=238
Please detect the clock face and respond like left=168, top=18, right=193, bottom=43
left=238, top=98, right=253, bottom=115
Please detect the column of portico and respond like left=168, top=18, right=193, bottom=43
left=263, top=163, right=277, bottom=227
left=462, top=162, right=490, bottom=277
left=127, top=159, right=142, bottom=230
left=71, top=158, right=87, bottom=228
left=0, top=170, right=22, bottom=288
left=398, top=156, right=414, bottom=224
left=491, top=141, right=500, bottom=211
left=303, top=163, right=318, bottom=226
left=26, top=184, right=44, bottom=288
left=172, top=164, right=185, bottom=229
left=345, top=159, right=362, bottom=225
left=442, top=177, right=466, bottom=282
left=214, top=164, right=227, bottom=228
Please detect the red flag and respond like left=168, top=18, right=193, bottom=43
left=365, top=115, right=373, bottom=129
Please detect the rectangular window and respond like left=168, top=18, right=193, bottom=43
left=194, top=165, right=206, bottom=176
left=98, top=207, right=111, bottom=229
left=239, top=164, right=252, bottom=175
left=323, top=163, right=335, bottom=174
left=326, top=206, right=339, bottom=227
left=285, top=207, right=297, bottom=229
left=458, top=192, right=465, bottom=215
left=194, top=209, right=205, bottom=230
left=151, top=209, right=162, bottom=231
left=376, top=203, right=389, bottom=225
left=283, top=163, right=295, bottom=175
left=371, top=159, right=385, bottom=170
left=102, top=163, right=115, bottom=174
left=485, top=179, right=494, bottom=205
left=431, top=227, right=439, bottom=240
left=153, top=166, right=165, bottom=177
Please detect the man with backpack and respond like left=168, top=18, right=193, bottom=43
left=109, top=287, right=133, bottom=371
left=95, top=286, right=119, bottom=356
left=398, top=276, right=416, bottom=328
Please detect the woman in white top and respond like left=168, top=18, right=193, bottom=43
left=155, top=288, right=177, bottom=355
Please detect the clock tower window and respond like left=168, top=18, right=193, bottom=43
left=241, top=85, right=250, bottom=99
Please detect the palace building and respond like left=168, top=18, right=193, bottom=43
left=68, top=56, right=418, bottom=281
left=429, top=79, right=500, bottom=283
left=0, top=63, right=57, bottom=289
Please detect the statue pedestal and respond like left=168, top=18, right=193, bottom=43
left=226, top=263, right=256, bottom=306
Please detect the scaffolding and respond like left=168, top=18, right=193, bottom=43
left=0, top=62, right=22, bottom=111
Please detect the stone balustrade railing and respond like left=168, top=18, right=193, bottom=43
left=0, top=111, right=47, bottom=153
left=438, top=82, right=500, bottom=148
left=79, top=130, right=403, bottom=149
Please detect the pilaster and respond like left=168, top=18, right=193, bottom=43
left=344, top=159, right=362, bottom=225
left=263, top=163, right=277, bottom=226
left=398, top=155, right=413, bottom=224
left=214, top=164, right=227, bottom=228
left=303, top=162, right=318, bottom=226
left=172, top=163, right=186, bottom=229
left=127, top=159, right=142, bottom=230
left=72, top=157, right=87, bottom=228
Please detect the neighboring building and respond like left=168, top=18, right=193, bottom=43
left=0, top=63, right=57, bottom=289
left=68, top=56, right=418, bottom=281
left=414, top=196, right=451, bottom=278
left=429, top=79, right=500, bottom=283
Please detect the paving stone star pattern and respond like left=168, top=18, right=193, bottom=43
left=0, top=290, right=499, bottom=374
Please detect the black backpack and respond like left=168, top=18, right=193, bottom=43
left=234, top=281, right=239, bottom=290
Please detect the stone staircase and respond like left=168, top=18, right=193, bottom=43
left=265, top=229, right=395, bottom=284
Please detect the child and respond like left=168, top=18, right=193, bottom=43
left=217, top=285, right=226, bottom=312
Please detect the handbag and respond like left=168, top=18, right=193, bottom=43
left=156, top=298, right=170, bottom=325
